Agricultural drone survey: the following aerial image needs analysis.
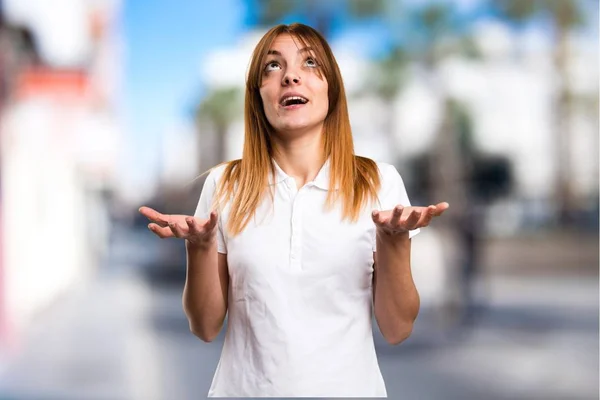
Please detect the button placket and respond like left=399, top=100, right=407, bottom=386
left=285, top=177, right=297, bottom=201
left=289, top=188, right=304, bottom=270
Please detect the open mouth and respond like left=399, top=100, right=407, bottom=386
left=280, top=96, right=309, bottom=108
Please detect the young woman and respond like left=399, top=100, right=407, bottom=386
left=139, top=23, right=448, bottom=398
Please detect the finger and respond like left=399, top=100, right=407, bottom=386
left=148, top=223, right=174, bottom=239
left=207, top=210, right=219, bottom=230
left=403, top=209, right=421, bottom=229
left=185, top=217, right=201, bottom=235
left=390, top=205, right=404, bottom=227
left=193, top=211, right=219, bottom=233
left=371, top=210, right=382, bottom=225
left=372, top=210, right=390, bottom=226
left=168, top=222, right=186, bottom=238
left=433, top=202, right=450, bottom=216
left=418, top=205, right=436, bottom=227
left=139, top=206, right=169, bottom=226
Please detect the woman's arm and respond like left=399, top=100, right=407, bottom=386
left=183, top=245, right=229, bottom=343
left=371, top=203, right=449, bottom=345
left=372, top=233, right=419, bottom=345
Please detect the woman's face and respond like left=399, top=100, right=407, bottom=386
left=259, top=33, right=329, bottom=137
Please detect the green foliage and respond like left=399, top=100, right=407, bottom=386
left=196, top=87, right=243, bottom=127
left=347, top=0, right=387, bottom=18
left=369, top=46, right=409, bottom=100
left=492, top=0, right=584, bottom=30
left=254, top=0, right=298, bottom=28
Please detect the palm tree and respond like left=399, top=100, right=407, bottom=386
left=195, top=87, right=243, bottom=173
left=406, top=3, right=481, bottom=214
left=391, top=3, right=490, bottom=326
left=491, top=0, right=586, bottom=225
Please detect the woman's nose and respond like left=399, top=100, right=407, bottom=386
left=282, top=72, right=301, bottom=85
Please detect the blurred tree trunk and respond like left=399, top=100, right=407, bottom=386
left=553, top=23, right=575, bottom=223
left=195, top=87, right=242, bottom=174
left=492, top=0, right=584, bottom=224
left=412, top=3, right=484, bottom=326
left=416, top=3, right=472, bottom=215
left=214, top=123, right=228, bottom=167
left=429, top=97, right=469, bottom=217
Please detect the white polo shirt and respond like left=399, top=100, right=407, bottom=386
left=194, top=159, right=419, bottom=398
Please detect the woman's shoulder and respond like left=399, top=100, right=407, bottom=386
left=205, top=159, right=242, bottom=183
left=354, top=155, right=397, bottom=178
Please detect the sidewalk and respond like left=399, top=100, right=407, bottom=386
left=0, top=271, right=161, bottom=400
left=481, top=229, right=598, bottom=276
left=0, top=222, right=597, bottom=400
left=0, top=269, right=596, bottom=400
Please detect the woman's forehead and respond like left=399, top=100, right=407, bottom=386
left=267, top=33, right=319, bottom=54
left=270, top=33, right=299, bottom=47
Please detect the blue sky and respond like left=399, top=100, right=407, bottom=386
left=122, top=0, right=245, bottom=190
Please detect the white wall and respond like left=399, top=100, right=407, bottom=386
left=1, top=99, right=89, bottom=343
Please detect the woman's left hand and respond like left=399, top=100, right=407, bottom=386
left=372, top=202, right=450, bottom=236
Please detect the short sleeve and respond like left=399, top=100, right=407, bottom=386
left=193, top=168, right=227, bottom=254
left=372, top=164, right=420, bottom=251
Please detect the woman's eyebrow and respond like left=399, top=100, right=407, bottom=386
left=267, top=47, right=315, bottom=56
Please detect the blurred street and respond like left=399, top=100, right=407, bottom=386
left=0, top=225, right=596, bottom=400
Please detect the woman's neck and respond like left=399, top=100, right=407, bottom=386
left=271, top=130, right=325, bottom=188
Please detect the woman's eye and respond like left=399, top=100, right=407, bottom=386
left=305, top=58, right=318, bottom=68
left=265, top=61, right=281, bottom=72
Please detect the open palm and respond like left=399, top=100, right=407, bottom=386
left=139, top=206, right=218, bottom=247
left=372, top=202, right=449, bottom=235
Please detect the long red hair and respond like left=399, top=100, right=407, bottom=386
left=213, top=23, right=381, bottom=235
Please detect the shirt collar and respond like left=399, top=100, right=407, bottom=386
left=269, top=159, right=334, bottom=191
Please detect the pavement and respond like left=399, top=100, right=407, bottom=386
left=0, top=226, right=597, bottom=400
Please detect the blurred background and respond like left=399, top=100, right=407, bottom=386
left=0, top=0, right=597, bottom=399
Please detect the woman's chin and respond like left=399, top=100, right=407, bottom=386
left=273, top=121, right=322, bottom=136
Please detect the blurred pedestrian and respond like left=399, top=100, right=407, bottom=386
left=139, top=23, right=448, bottom=398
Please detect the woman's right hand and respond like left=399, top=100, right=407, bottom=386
left=138, top=206, right=218, bottom=249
